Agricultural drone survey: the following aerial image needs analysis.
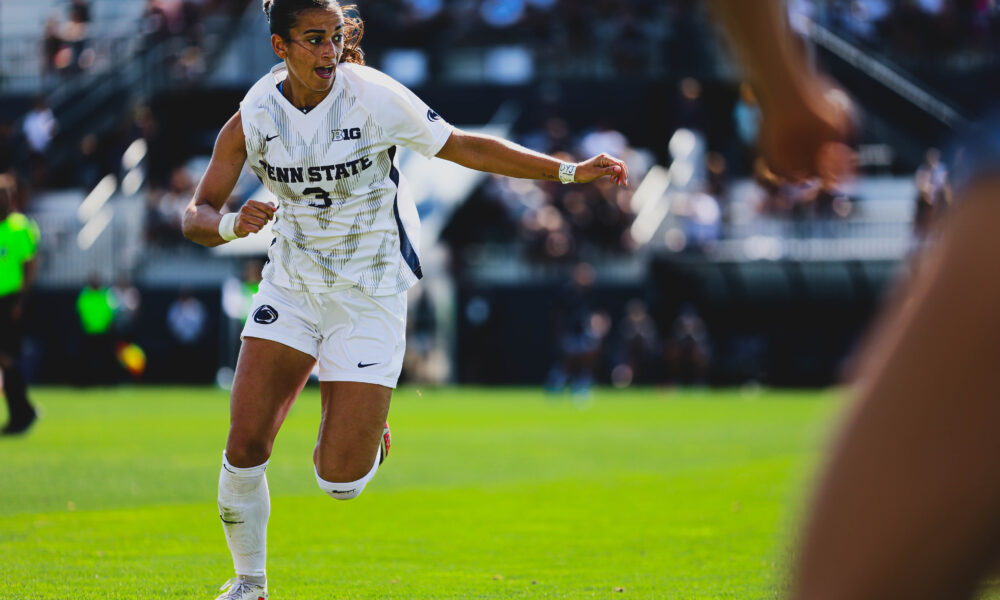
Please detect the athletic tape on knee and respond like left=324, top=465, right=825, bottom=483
left=219, top=451, right=270, bottom=577
left=315, top=446, right=381, bottom=501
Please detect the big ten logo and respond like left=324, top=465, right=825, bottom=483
left=332, top=127, right=362, bottom=142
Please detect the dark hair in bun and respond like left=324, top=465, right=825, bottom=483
left=262, top=0, right=365, bottom=65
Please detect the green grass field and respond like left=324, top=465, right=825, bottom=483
left=1, top=386, right=843, bottom=599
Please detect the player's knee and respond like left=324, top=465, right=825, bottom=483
left=226, top=438, right=272, bottom=468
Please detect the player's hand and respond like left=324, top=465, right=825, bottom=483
left=234, top=200, right=277, bottom=237
left=757, top=76, right=856, bottom=182
left=575, top=153, right=630, bottom=187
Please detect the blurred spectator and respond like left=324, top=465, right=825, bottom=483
left=142, top=0, right=172, bottom=45
left=402, top=290, right=449, bottom=384
left=70, top=0, right=92, bottom=26
left=76, top=273, right=117, bottom=386
left=166, top=288, right=208, bottom=382
left=610, top=8, right=648, bottom=75
left=76, top=134, right=102, bottom=190
left=705, top=152, right=730, bottom=212
left=110, top=275, right=142, bottom=342
left=146, top=166, right=194, bottom=245
left=63, top=0, right=91, bottom=73
left=731, top=82, right=761, bottom=174
left=675, top=77, right=706, bottom=133
left=0, top=123, right=15, bottom=174
left=610, top=298, right=662, bottom=387
left=42, top=16, right=65, bottom=84
left=665, top=303, right=711, bottom=384
left=546, top=262, right=611, bottom=398
left=914, top=147, right=951, bottom=239
left=23, top=98, right=57, bottom=156
left=22, top=97, right=58, bottom=188
left=109, top=276, right=144, bottom=381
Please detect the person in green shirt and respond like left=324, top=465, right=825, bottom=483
left=76, top=273, right=117, bottom=385
left=0, top=174, right=40, bottom=435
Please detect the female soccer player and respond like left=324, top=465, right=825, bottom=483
left=182, top=1, right=628, bottom=598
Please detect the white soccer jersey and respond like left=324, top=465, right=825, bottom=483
left=239, top=62, right=454, bottom=296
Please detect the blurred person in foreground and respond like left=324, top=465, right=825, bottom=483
left=0, top=174, right=40, bottom=435
left=711, top=0, right=1000, bottom=598
left=181, top=1, right=629, bottom=598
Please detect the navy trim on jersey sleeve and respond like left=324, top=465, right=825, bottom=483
left=388, top=146, right=423, bottom=280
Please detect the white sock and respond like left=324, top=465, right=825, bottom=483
left=315, top=446, right=381, bottom=500
left=218, top=451, right=269, bottom=578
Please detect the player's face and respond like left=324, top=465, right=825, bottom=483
left=274, top=8, right=345, bottom=95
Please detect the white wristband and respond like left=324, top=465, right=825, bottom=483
left=218, top=212, right=239, bottom=242
left=558, top=162, right=577, bottom=184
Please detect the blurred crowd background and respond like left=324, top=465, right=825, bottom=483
left=0, top=0, right=995, bottom=391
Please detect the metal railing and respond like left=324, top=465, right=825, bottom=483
left=807, top=20, right=971, bottom=130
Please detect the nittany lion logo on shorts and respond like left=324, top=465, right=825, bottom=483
left=252, top=305, right=279, bottom=325
left=426, top=109, right=441, bottom=122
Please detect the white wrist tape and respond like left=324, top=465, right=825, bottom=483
left=558, top=162, right=577, bottom=184
left=218, top=212, right=239, bottom=241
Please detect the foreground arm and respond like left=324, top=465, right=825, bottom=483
left=436, top=129, right=629, bottom=187
left=707, top=0, right=852, bottom=180
left=792, top=177, right=1000, bottom=599
left=182, top=112, right=276, bottom=247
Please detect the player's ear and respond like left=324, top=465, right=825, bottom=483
left=271, top=34, right=288, bottom=59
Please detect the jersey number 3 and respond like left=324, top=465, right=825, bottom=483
left=303, top=187, right=333, bottom=208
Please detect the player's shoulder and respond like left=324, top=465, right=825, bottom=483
left=338, top=63, right=412, bottom=101
left=241, top=64, right=283, bottom=107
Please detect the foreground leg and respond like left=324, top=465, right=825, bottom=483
left=792, top=179, right=1000, bottom=599
left=216, top=338, right=314, bottom=599
left=313, top=381, right=391, bottom=500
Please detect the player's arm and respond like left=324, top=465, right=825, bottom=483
left=792, top=176, right=1000, bottom=599
left=21, top=257, right=38, bottom=293
left=707, top=0, right=852, bottom=180
left=435, top=129, right=629, bottom=187
left=182, top=111, right=276, bottom=247
left=8, top=257, right=39, bottom=322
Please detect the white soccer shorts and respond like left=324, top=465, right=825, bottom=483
left=241, top=279, right=406, bottom=388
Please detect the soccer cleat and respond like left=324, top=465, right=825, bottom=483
left=214, top=576, right=267, bottom=600
left=380, top=421, right=391, bottom=465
